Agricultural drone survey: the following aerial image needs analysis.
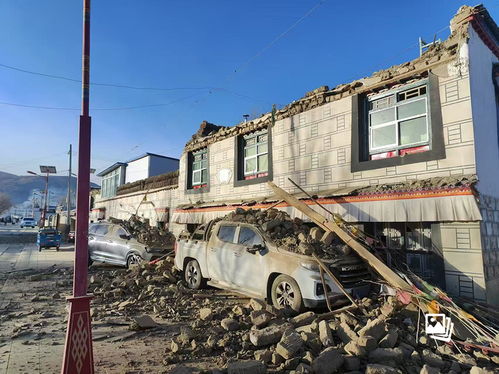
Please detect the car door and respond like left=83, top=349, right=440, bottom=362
left=206, top=223, right=239, bottom=285
left=89, top=224, right=110, bottom=261
left=104, top=226, right=130, bottom=265
left=232, top=225, right=267, bottom=293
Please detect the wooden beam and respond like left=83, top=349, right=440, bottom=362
left=267, top=182, right=411, bottom=291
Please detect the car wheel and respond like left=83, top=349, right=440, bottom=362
left=184, top=259, right=203, bottom=289
left=271, top=274, right=304, bottom=313
left=126, top=253, right=143, bottom=268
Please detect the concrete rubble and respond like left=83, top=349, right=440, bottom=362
left=88, top=255, right=499, bottom=373
left=109, top=214, right=175, bottom=249
left=220, top=207, right=350, bottom=259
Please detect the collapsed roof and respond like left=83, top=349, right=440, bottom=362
left=185, top=5, right=498, bottom=152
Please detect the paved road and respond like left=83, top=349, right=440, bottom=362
left=0, top=236, right=74, bottom=374
left=0, top=223, right=38, bottom=235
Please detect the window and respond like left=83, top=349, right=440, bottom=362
left=238, top=227, right=263, bottom=246
left=243, top=130, right=268, bottom=179
left=101, top=168, right=122, bottom=198
left=191, top=148, right=208, bottom=189
left=116, top=227, right=128, bottom=238
left=218, top=225, right=237, bottom=243
left=192, top=224, right=207, bottom=241
left=94, top=224, right=109, bottom=236
left=368, top=84, right=429, bottom=159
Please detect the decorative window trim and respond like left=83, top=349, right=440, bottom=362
left=351, top=72, right=445, bottom=172
left=186, top=147, right=210, bottom=193
left=234, top=126, right=273, bottom=187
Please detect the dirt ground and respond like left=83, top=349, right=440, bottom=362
left=0, top=256, right=239, bottom=373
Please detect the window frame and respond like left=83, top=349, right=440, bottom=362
left=234, top=126, right=273, bottom=187
left=351, top=72, right=445, bottom=172
left=186, top=147, right=210, bottom=193
left=243, top=130, right=269, bottom=178
left=368, top=82, right=430, bottom=155
left=237, top=225, right=264, bottom=247
left=217, top=224, right=238, bottom=244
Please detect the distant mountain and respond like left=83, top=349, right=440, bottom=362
left=0, top=171, right=99, bottom=205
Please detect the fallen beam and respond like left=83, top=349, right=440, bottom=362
left=267, top=181, right=411, bottom=291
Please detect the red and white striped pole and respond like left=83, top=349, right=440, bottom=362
left=61, top=0, right=94, bottom=372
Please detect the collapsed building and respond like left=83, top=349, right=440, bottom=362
left=93, top=5, right=499, bottom=305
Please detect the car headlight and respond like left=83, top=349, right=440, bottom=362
left=300, top=262, right=319, bottom=272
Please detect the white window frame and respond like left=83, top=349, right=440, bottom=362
left=243, top=130, right=268, bottom=176
left=368, top=83, right=429, bottom=155
left=191, top=149, right=207, bottom=187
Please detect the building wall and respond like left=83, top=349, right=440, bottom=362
left=94, top=187, right=179, bottom=228
left=435, top=221, right=487, bottom=302
left=468, top=27, right=499, bottom=199
left=125, top=157, right=149, bottom=184
left=177, top=61, right=476, bottom=209
left=149, top=156, right=179, bottom=177
left=479, top=194, right=499, bottom=305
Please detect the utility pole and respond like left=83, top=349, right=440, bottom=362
left=61, top=0, right=94, bottom=372
left=67, top=144, right=72, bottom=230
left=41, top=172, right=49, bottom=227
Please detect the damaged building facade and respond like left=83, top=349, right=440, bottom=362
left=94, top=5, right=499, bottom=305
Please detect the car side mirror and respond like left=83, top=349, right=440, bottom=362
left=119, top=234, right=130, bottom=240
left=246, top=244, right=265, bottom=254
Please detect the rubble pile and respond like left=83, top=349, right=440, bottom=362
left=355, top=175, right=477, bottom=195
left=117, top=170, right=179, bottom=195
left=222, top=207, right=347, bottom=258
left=89, top=260, right=498, bottom=373
left=110, top=214, right=175, bottom=249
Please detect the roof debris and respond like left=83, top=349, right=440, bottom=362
left=184, top=5, right=496, bottom=152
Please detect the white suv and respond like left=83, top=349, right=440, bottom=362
left=20, top=218, right=36, bottom=228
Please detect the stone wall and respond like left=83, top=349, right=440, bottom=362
left=479, top=194, right=499, bottom=304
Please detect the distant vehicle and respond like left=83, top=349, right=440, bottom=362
left=68, top=231, right=75, bottom=243
left=20, top=217, right=36, bottom=228
left=88, top=222, right=171, bottom=268
left=37, top=228, right=62, bottom=251
left=174, top=220, right=370, bottom=312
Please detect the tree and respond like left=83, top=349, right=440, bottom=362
left=0, top=192, right=12, bottom=215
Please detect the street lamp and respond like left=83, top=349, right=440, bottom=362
left=27, top=166, right=56, bottom=227
left=61, top=0, right=94, bottom=373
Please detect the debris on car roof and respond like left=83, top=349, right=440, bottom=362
left=221, top=207, right=350, bottom=258
left=109, top=214, right=175, bottom=249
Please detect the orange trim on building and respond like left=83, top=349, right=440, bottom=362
left=174, top=186, right=474, bottom=214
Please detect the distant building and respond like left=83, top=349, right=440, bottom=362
left=97, top=162, right=127, bottom=199
left=125, top=153, right=179, bottom=184
left=97, top=153, right=179, bottom=199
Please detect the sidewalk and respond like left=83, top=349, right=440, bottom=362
left=0, top=243, right=74, bottom=374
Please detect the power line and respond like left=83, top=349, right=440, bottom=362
left=0, top=62, right=217, bottom=92
left=230, top=0, right=327, bottom=78
left=0, top=92, right=202, bottom=111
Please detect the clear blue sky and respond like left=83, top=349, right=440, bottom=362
left=0, top=1, right=497, bottom=182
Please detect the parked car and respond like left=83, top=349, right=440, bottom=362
left=88, top=222, right=171, bottom=268
left=20, top=217, right=36, bottom=228
left=37, top=227, right=62, bottom=251
left=68, top=231, right=75, bottom=243
left=174, top=220, right=370, bottom=312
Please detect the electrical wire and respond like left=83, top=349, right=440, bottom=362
left=0, top=92, right=201, bottom=111
left=0, top=62, right=217, bottom=92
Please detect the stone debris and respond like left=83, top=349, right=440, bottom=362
left=109, top=214, right=175, bottom=249
left=87, top=262, right=499, bottom=373
left=220, top=207, right=353, bottom=258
